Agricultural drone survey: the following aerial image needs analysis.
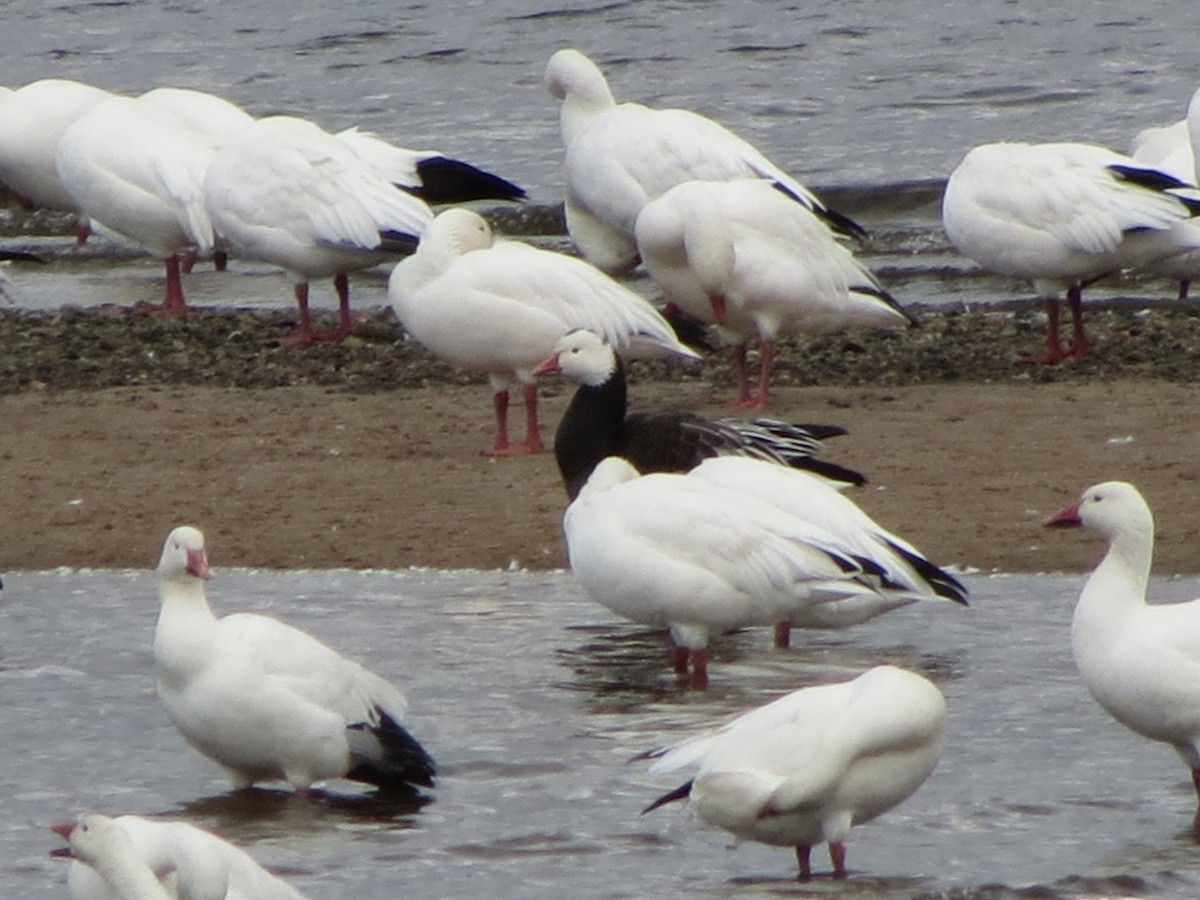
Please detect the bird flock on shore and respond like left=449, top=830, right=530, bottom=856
left=5, top=47, right=1200, bottom=894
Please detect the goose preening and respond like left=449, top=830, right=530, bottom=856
left=55, top=94, right=217, bottom=314
left=636, top=179, right=912, bottom=408
left=202, top=115, right=435, bottom=345
left=543, top=48, right=864, bottom=274
left=942, top=140, right=1200, bottom=364
left=1045, top=481, right=1200, bottom=835
left=334, top=126, right=526, bottom=206
left=533, top=328, right=865, bottom=500
left=153, top=525, right=435, bottom=794
left=389, top=208, right=701, bottom=456
left=52, top=812, right=308, bottom=900
left=563, top=456, right=967, bottom=688
left=641, top=665, right=946, bottom=880
left=0, top=78, right=114, bottom=244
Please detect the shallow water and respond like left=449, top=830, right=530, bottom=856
left=6, top=567, right=1200, bottom=898
left=3, top=0, right=1200, bottom=311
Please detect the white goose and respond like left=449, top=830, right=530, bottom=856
left=543, top=48, right=863, bottom=274
left=202, top=115, right=434, bottom=345
left=53, top=812, right=308, bottom=900
left=533, top=328, right=865, bottom=500
left=53, top=815, right=172, bottom=900
left=563, top=457, right=965, bottom=688
left=389, top=208, right=701, bottom=455
left=942, top=140, right=1200, bottom=363
left=0, top=78, right=114, bottom=244
left=642, top=665, right=946, bottom=880
left=1045, top=481, right=1200, bottom=832
left=56, top=94, right=217, bottom=313
left=636, top=179, right=912, bottom=407
left=153, top=525, right=435, bottom=794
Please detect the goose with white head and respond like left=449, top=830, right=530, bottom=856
left=153, top=525, right=435, bottom=795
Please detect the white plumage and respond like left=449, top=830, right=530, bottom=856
left=55, top=93, right=217, bottom=313
left=54, top=813, right=307, bottom=900
left=563, top=456, right=966, bottom=687
left=153, top=525, right=435, bottom=793
left=636, top=179, right=911, bottom=407
left=389, top=207, right=700, bottom=455
left=1045, top=481, right=1200, bottom=833
left=202, top=115, right=434, bottom=345
left=643, top=665, right=946, bottom=880
left=942, top=140, right=1200, bottom=363
left=0, top=78, right=114, bottom=243
left=543, top=48, right=862, bottom=274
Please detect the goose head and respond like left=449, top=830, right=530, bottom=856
left=544, top=48, right=615, bottom=108
left=419, top=208, right=493, bottom=259
left=1044, top=481, right=1154, bottom=544
left=156, top=525, right=212, bottom=583
left=533, top=329, right=617, bottom=386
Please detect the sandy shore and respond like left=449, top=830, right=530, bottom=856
left=1, top=319, right=1197, bottom=576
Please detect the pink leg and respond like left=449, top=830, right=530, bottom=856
left=180, top=247, right=199, bottom=274
left=751, top=339, right=776, bottom=409
left=670, top=645, right=690, bottom=675
left=829, top=842, right=847, bottom=879
left=486, top=389, right=512, bottom=455
left=313, top=273, right=353, bottom=343
left=774, top=621, right=792, bottom=649
left=795, top=845, right=813, bottom=881
left=485, top=384, right=543, bottom=456
left=281, top=282, right=319, bottom=347
left=1063, top=284, right=1092, bottom=358
left=689, top=648, right=709, bottom=690
left=135, top=255, right=188, bottom=315
left=729, top=343, right=753, bottom=407
left=74, top=219, right=91, bottom=246
left=214, top=249, right=228, bottom=272
left=520, top=382, right=544, bottom=453
left=1020, top=297, right=1068, bottom=364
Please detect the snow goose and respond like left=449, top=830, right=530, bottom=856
left=203, top=115, right=434, bottom=345
left=334, top=126, right=525, bottom=205
left=52, top=815, right=173, bottom=900
left=533, top=328, right=865, bottom=499
left=1045, top=481, right=1200, bottom=833
left=942, top=140, right=1200, bottom=363
left=0, top=78, right=115, bottom=244
left=1129, top=117, right=1200, bottom=300
left=636, top=179, right=912, bottom=407
left=389, top=208, right=701, bottom=455
left=642, top=665, right=946, bottom=879
left=153, top=525, right=435, bottom=794
left=53, top=812, right=308, bottom=900
left=56, top=94, right=217, bottom=313
left=563, top=457, right=964, bottom=687
left=543, top=48, right=864, bottom=274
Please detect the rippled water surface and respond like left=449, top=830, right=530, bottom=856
left=6, top=568, right=1200, bottom=899
left=3, top=0, right=1200, bottom=310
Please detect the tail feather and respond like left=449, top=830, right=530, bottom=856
left=346, top=707, right=436, bottom=790
left=642, top=780, right=694, bottom=815
left=885, top=540, right=969, bottom=606
left=409, top=156, right=527, bottom=205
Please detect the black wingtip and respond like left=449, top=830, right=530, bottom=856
left=0, top=249, right=47, bottom=264
left=886, top=541, right=970, bottom=606
left=768, top=181, right=869, bottom=241
left=410, top=156, right=527, bottom=205
left=348, top=708, right=437, bottom=790
left=642, top=779, right=693, bottom=815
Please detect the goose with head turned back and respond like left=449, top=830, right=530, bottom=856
left=56, top=93, right=218, bottom=313
left=564, top=457, right=966, bottom=688
left=389, top=208, right=701, bottom=456
left=0, top=78, right=113, bottom=245
left=53, top=812, right=308, bottom=900
left=942, top=140, right=1200, bottom=364
left=203, top=115, right=434, bottom=346
left=533, top=328, right=865, bottom=500
left=543, top=48, right=864, bottom=275
left=153, top=525, right=435, bottom=794
left=642, top=665, right=946, bottom=880
left=636, top=179, right=912, bottom=408
left=1046, top=481, right=1200, bottom=835
left=53, top=815, right=175, bottom=900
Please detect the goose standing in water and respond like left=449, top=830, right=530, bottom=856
left=1046, top=481, right=1200, bottom=834
left=153, top=525, right=435, bottom=794
left=642, top=666, right=946, bottom=879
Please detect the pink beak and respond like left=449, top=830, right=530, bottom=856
left=50, top=820, right=76, bottom=840
left=532, top=353, right=561, bottom=377
left=186, top=548, right=212, bottom=580
left=1044, top=501, right=1083, bottom=528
